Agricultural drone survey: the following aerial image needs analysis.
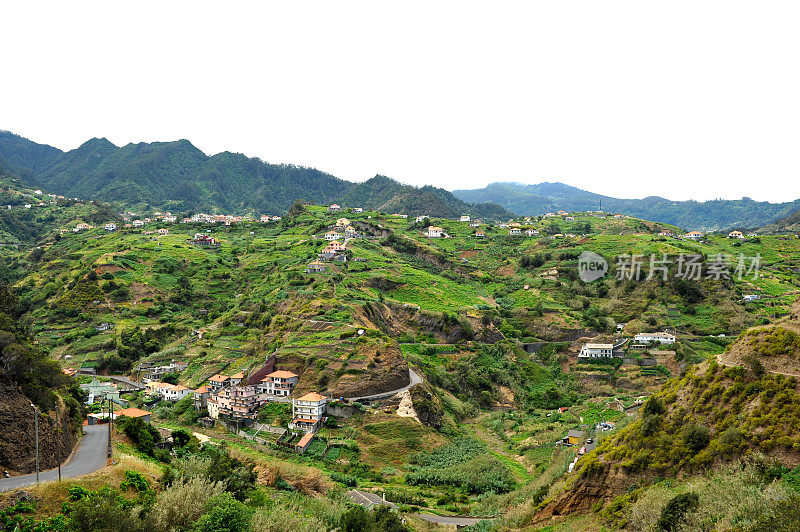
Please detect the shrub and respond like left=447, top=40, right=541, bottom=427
left=149, top=477, right=225, bottom=532
left=684, top=425, right=711, bottom=453
left=193, top=493, right=251, bottom=532
left=657, top=491, right=699, bottom=531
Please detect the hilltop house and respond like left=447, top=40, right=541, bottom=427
left=459, top=215, right=471, bottom=222
left=543, top=212, right=557, bottom=218
left=324, top=230, right=341, bottom=241
left=578, top=343, right=615, bottom=359
left=157, top=228, right=169, bottom=235
left=415, top=215, right=429, bottom=223
left=104, top=223, right=117, bottom=231
left=327, top=204, right=342, bottom=213
left=73, top=223, right=92, bottom=232
left=352, top=207, right=363, bottom=213
left=426, top=226, right=445, bottom=238
left=525, top=229, right=540, bottom=236
left=218, top=385, right=265, bottom=423
left=728, top=230, right=744, bottom=239
left=633, top=332, right=676, bottom=345
left=290, top=392, right=328, bottom=432
left=209, top=374, right=231, bottom=390
left=344, top=226, right=357, bottom=237
left=164, top=384, right=192, bottom=402
left=305, top=260, right=328, bottom=273
left=475, top=230, right=486, bottom=238
left=193, top=386, right=210, bottom=411
left=683, top=231, right=704, bottom=241
left=132, top=220, right=144, bottom=227
left=258, top=370, right=299, bottom=397
left=509, top=228, right=522, bottom=236
left=469, top=220, right=482, bottom=227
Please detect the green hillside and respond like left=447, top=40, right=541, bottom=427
left=3, top=197, right=800, bottom=529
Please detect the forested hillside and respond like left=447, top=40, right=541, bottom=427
left=454, top=182, right=800, bottom=231
left=0, top=131, right=512, bottom=220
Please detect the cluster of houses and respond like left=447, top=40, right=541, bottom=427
left=578, top=331, right=676, bottom=361
left=189, top=369, right=330, bottom=433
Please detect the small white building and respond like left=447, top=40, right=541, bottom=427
left=525, top=229, right=540, bottom=236
left=578, top=343, right=614, bottom=359
left=459, top=215, right=471, bottom=222
left=328, top=204, right=342, bottom=213
left=509, top=228, right=522, bottom=236
left=324, top=230, right=342, bottom=241
left=683, top=231, right=704, bottom=241
left=728, top=231, right=744, bottom=239
left=415, top=215, right=430, bottom=223
left=426, top=226, right=445, bottom=238
left=164, top=384, right=192, bottom=402
left=104, top=223, right=117, bottom=231
left=132, top=220, right=144, bottom=227
left=633, top=332, right=676, bottom=345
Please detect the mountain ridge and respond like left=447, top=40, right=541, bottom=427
left=0, top=131, right=512, bottom=220
left=454, top=181, right=800, bottom=231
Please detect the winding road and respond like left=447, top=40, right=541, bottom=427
left=0, top=425, right=109, bottom=492
left=345, top=368, right=423, bottom=402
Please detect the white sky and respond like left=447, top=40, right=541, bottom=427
left=2, top=1, right=799, bottom=202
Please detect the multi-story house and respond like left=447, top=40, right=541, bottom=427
left=290, top=392, right=328, bottom=432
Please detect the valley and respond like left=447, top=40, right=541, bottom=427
left=2, top=171, right=800, bottom=530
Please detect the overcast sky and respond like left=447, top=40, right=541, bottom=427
left=2, top=2, right=799, bottom=202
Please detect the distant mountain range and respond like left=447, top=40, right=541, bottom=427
left=454, top=182, right=800, bottom=231
left=0, top=131, right=512, bottom=220
left=3, top=130, right=800, bottom=230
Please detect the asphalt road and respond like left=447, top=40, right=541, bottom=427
left=0, top=425, right=109, bottom=492
left=415, top=513, right=487, bottom=526
left=345, top=368, right=423, bottom=401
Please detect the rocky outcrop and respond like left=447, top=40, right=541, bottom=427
left=0, top=373, right=76, bottom=475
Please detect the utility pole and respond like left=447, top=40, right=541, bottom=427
left=31, top=404, right=39, bottom=485
left=56, top=403, right=61, bottom=482
left=107, top=398, right=113, bottom=457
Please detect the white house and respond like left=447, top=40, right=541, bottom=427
left=525, top=229, right=540, bottom=236
left=634, top=332, right=676, bottom=345
left=352, top=207, right=363, bottom=213
left=290, top=392, right=328, bottom=432
left=328, top=204, right=342, bottom=213
left=509, top=228, right=522, bottom=236
left=164, top=384, right=192, bottom=402
left=258, top=370, right=299, bottom=397
left=469, top=220, right=481, bottom=227
left=132, top=220, right=144, bottom=227
left=578, top=343, right=614, bottom=359
left=728, top=231, right=744, bottom=239
left=415, top=215, right=430, bottom=223
left=324, top=230, right=342, bottom=241
left=683, top=231, right=704, bottom=241
left=104, top=223, right=117, bottom=231
left=459, top=215, right=471, bottom=222
left=426, top=226, right=445, bottom=238
left=74, top=223, right=92, bottom=232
